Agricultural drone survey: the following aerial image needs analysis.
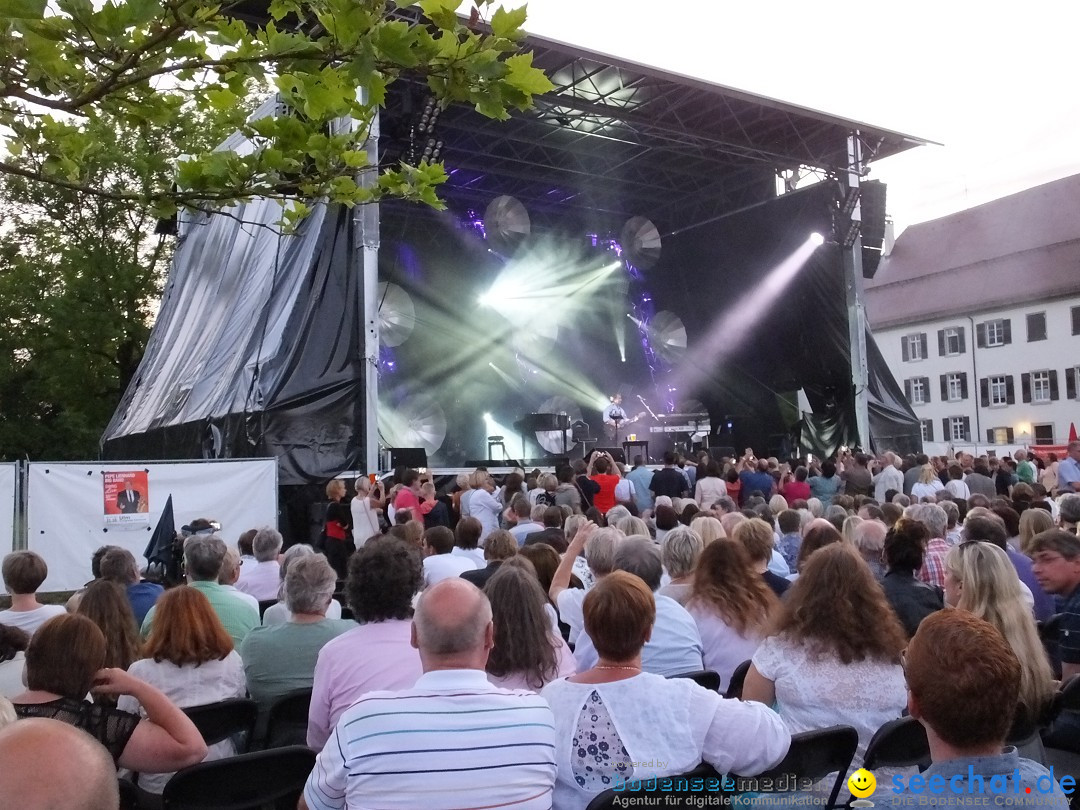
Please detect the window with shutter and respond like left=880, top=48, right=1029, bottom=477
left=1006, top=376, right=1016, bottom=405
left=1022, top=373, right=1032, bottom=403
left=1068, top=367, right=1078, bottom=400
left=984, top=319, right=1006, bottom=347
left=976, top=322, right=987, bottom=348
left=1049, top=370, right=1059, bottom=401
left=980, top=378, right=990, bottom=408
left=921, top=420, right=933, bottom=442
left=1001, top=319, right=1012, bottom=344
left=1032, top=370, right=1052, bottom=403
left=942, top=327, right=963, bottom=355
left=962, top=416, right=971, bottom=441
left=988, top=376, right=1009, bottom=407
left=1072, top=306, right=1080, bottom=336
left=1027, top=312, right=1047, bottom=342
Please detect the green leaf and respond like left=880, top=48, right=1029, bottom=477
left=503, top=52, right=555, bottom=97
left=490, top=4, right=527, bottom=40
left=1, top=0, right=47, bottom=19
left=206, top=88, right=237, bottom=111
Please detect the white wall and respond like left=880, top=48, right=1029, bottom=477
left=27, top=459, right=278, bottom=592
left=873, top=296, right=1080, bottom=452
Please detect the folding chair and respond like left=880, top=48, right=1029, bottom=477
left=257, top=600, right=278, bottom=619
left=264, top=688, right=313, bottom=749
left=184, top=698, right=259, bottom=753
left=725, top=659, right=752, bottom=699
left=668, top=670, right=721, bottom=693
left=861, top=716, right=930, bottom=772
left=585, top=762, right=728, bottom=810
left=734, top=725, right=859, bottom=809
left=161, top=746, right=316, bottom=810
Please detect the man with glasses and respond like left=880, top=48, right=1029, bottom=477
left=882, top=611, right=1069, bottom=808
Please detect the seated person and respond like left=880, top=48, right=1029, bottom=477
left=541, top=572, right=790, bottom=810
left=744, top=545, right=906, bottom=776
left=573, top=538, right=704, bottom=677
left=241, top=554, right=353, bottom=720
left=235, top=527, right=283, bottom=601
left=262, top=545, right=343, bottom=625
left=99, top=547, right=163, bottom=626
left=422, top=526, right=477, bottom=586
left=308, top=539, right=423, bottom=750
left=483, top=561, right=575, bottom=691
left=880, top=519, right=943, bottom=638
left=11, top=613, right=206, bottom=773
left=686, top=539, right=774, bottom=691
left=880, top=610, right=1069, bottom=808
left=0, top=717, right=121, bottom=809
left=0, top=551, right=66, bottom=637
left=119, top=587, right=246, bottom=793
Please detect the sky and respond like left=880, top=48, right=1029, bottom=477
left=490, top=0, right=1080, bottom=235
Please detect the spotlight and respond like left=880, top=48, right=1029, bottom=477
left=483, top=412, right=492, bottom=421
left=809, top=232, right=825, bottom=246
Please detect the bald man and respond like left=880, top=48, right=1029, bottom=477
left=0, top=718, right=120, bottom=810
left=301, top=579, right=557, bottom=810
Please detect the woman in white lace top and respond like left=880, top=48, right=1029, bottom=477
left=541, top=572, right=790, bottom=810
left=742, top=543, right=908, bottom=770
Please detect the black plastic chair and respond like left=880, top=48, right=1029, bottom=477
left=264, top=688, right=313, bottom=749
left=725, top=659, right=752, bottom=699
left=669, top=670, right=721, bottom=693
left=862, top=716, right=930, bottom=771
left=161, top=745, right=316, bottom=810
left=734, top=725, right=859, bottom=810
left=585, top=762, right=728, bottom=810
left=184, top=698, right=259, bottom=752
left=257, top=599, right=278, bottom=619
left=118, top=778, right=141, bottom=810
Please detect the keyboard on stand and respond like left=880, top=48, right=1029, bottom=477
left=648, top=413, right=711, bottom=434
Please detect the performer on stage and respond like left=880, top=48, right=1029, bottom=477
left=601, top=394, right=626, bottom=431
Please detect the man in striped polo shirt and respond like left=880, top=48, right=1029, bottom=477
left=302, top=578, right=557, bottom=810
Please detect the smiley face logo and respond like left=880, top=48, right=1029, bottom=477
left=848, top=768, right=877, bottom=798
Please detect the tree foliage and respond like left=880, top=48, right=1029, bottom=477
left=0, top=104, right=249, bottom=460
left=0, top=0, right=553, bottom=223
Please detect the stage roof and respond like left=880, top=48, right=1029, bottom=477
left=383, top=31, right=933, bottom=231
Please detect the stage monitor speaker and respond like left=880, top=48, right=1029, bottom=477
left=709, top=446, right=736, bottom=461
left=592, top=447, right=626, bottom=464
left=389, top=447, right=428, bottom=469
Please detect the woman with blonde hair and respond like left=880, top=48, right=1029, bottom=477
left=119, top=587, right=246, bottom=793
left=658, top=526, right=704, bottom=606
left=743, top=544, right=906, bottom=777
left=943, top=541, right=1055, bottom=726
left=322, top=478, right=352, bottom=577
left=1018, top=508, right=1054, bottom=555
left=691, top=515, right=726, bottom=546
left=687, top=538, right=778, bottom=691
left=910, top=464, right=945, bottom=500
left=615, top=515, right=650, bottom=538
left=841, top=515, right=863, bottom=546
left=768, top=494, right=789, bottom=516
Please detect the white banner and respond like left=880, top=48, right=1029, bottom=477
left=0, top=463, right=15, bottom=554
left=27, top=459, right=278, bottom=592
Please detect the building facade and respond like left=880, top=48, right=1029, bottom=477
left=866, top=175, right=1080, bottom=455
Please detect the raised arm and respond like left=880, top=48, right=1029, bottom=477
left=549, top=522, right=596, bottom=602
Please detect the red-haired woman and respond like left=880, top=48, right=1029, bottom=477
left=118, top=587, right=245, bottom=793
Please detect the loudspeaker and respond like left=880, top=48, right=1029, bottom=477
left=860, top=180, right=887, bottom=279
left=389, top=447, right=428, bottom=469
left=709, top=446, right=736, bottom=461
left=592, top=447, right=626, bottom=464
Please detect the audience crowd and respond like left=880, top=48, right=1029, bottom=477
left=1, top=440, right=1080, bottom=809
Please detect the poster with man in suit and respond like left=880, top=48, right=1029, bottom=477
left=104, top=470, right=150, bottom=526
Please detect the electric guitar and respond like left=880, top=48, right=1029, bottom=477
left=603, top=411, right=646, bottom=441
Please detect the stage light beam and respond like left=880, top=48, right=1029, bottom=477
left=809, top=232, right=825, bottom=246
